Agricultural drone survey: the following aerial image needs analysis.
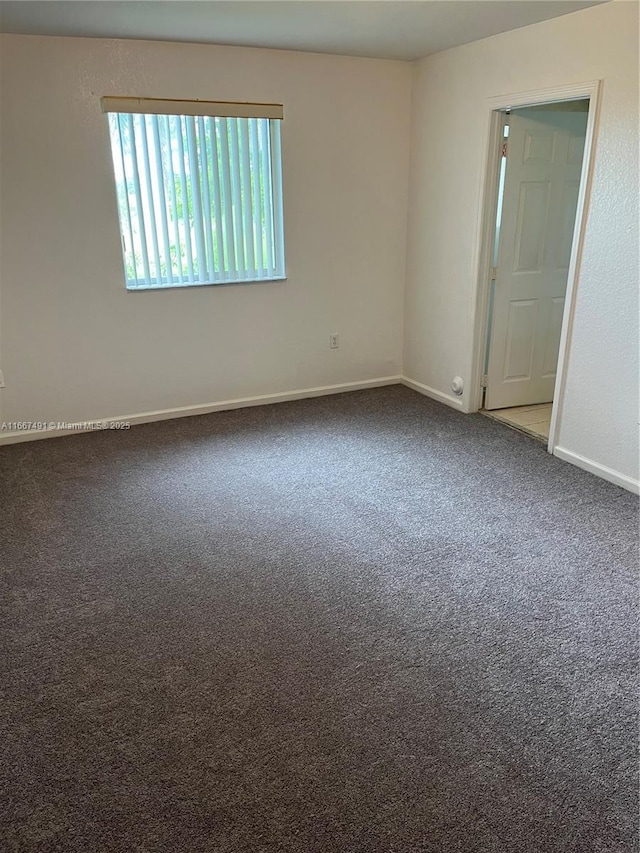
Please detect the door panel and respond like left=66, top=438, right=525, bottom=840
left=514, top=182, right=550, bottom=271
left=504, top=300, right=537, bottom=380
left=541, top=297, right=565, bottom=377
left=485, top=106, right=588, bottom=410
left=567, top=134, right=586, bottom=165
left=556, top=180, right=580, bottom=269
left=523, top=129, right=555, bottom=164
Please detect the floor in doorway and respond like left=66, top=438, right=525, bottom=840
left=482, top=403, right=552, bottom=441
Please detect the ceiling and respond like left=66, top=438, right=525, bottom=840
left=0, top=1, right=606, bottom=62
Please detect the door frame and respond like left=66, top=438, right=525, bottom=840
left=468, top=80, right=602, bottom=453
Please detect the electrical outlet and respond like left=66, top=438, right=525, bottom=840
left=329, top=334, right=339, bottom=349
left=0, top=371, right=5, bottom=388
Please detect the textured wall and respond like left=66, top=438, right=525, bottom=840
left=404, top=1, right=639, bottom=487
left=0, top=36, right=411, bottom=425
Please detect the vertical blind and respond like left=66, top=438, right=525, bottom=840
left=105, top=105, right=284, bottom=289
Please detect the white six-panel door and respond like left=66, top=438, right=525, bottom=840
left=485, top=108, right=588, bottom=410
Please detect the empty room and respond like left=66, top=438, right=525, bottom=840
left=0, top=1, right=638, bottom=851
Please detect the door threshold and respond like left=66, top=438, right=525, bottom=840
left=481, top=404, right=551, bottom=443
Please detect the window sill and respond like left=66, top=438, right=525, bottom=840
left=126, top=276, right=287, bottom=292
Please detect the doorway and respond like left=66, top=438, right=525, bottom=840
left=471, top=83, right=600, bottom=450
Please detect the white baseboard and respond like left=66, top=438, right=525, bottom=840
left=0, top=375, right=402, bottom=446
left=4, top=379, right=636, bottom=496
left=401, top=376, right=464, bottom=410
left=553, top=446, right=639, bottom=495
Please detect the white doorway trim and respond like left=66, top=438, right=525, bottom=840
left=468, top=80, right=602, bottom=454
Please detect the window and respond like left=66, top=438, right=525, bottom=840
left=102, top=97, right=285, bottom=290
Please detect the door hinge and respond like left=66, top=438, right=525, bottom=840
left=490, top=266, right=498, bottom=280
left=481, top=374, right=488, bottom=388
left=501, top=140, right=508, bottom=157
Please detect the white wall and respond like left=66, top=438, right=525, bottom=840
left=1, top=9, right=638, bottom=491
left=0, top=35, right=411, bottom=425
left=404, top=1, right=639, bottom=487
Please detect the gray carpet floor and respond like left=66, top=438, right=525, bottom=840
left=1, top=385, right=637, bottom=853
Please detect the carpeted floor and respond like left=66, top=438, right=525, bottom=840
left=1, top=385, right=637, bottom=853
